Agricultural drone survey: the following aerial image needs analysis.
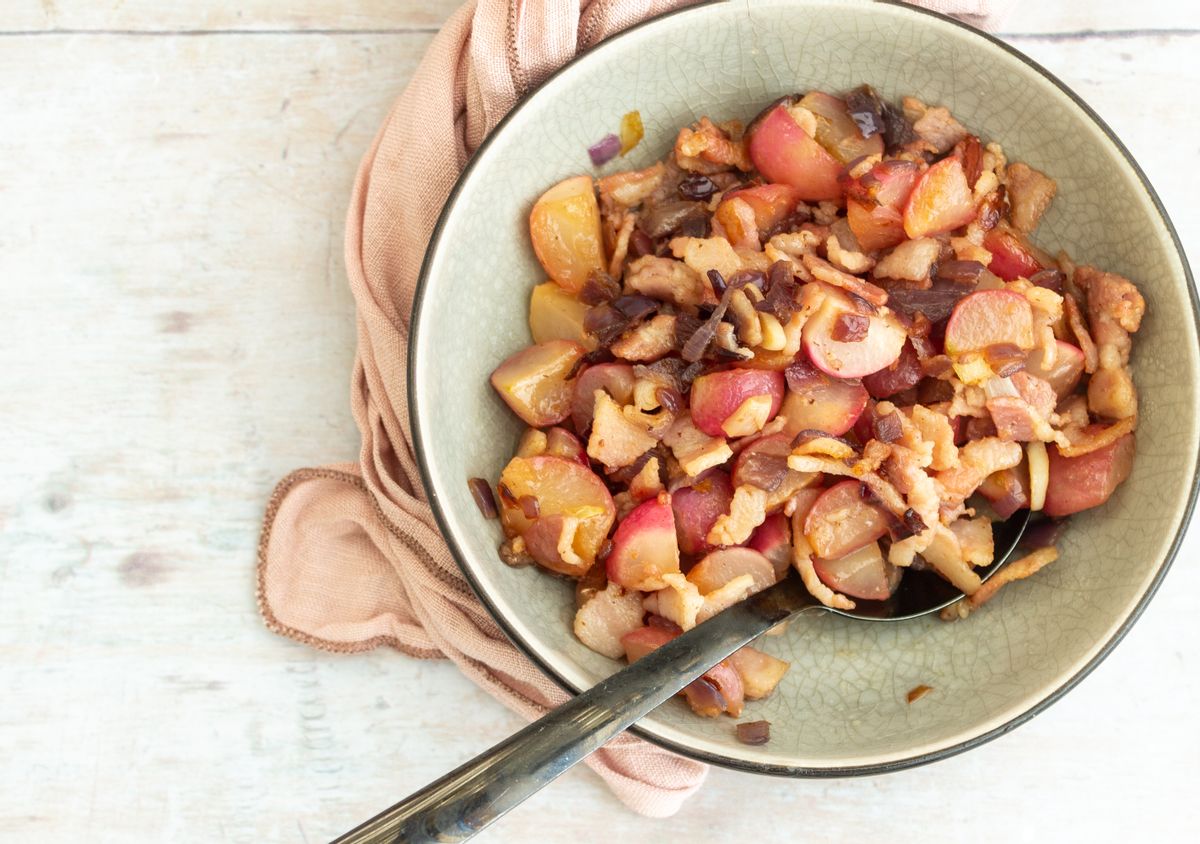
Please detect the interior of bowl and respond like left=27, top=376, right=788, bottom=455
left=410, top=0, right=1198, bottom=772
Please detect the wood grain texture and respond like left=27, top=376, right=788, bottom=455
left=0, top=1, right=1196, bottom=843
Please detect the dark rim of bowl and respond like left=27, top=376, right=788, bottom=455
left=407, top=0, right=1199, bottom=776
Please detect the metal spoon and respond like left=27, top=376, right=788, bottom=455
left=334, top=511, right=1030, bottom=844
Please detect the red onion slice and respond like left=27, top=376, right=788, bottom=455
left=588, top=133, right=621, bottom=166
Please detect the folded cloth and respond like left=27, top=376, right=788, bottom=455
left=257, top=0, right=1019, bottom=818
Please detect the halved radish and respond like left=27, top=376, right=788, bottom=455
left=491, top=339, right=586, bottom=427
left=803, top=294, right=907, bottom=379
left=544, top=427, right=588, bottom=466
left=780, top=361, right=869, bottom=436
left=746, top=103, right=843, bottom=201
left=803, top=479, right=890, bottom=559
left=529, top=175, right=604, bottom=292
left=747, top=513, right=792, bottom=580
left=689, top=368, right=785, bottom=437
left=798, top=91, right=885, bottom=164
left=714, top=183, right=799, bottom=248
left=671, top=470, right=734, bottom=556
left=529, top=281, right=596, bottom=350
left=498, top=455, right=616, bottom=572
left=943, top=290, right=1035, bottom=356
left=687, top=547, right=776, bottom=595
left=571, top=362, right=636, bottom=431
left=845, top=159, right=921, bottom=251
left=812, top=540, right=900, bottom=601
left=1043, top=431, right=1135, bottom=517
left=903, top=157, right=976, bottom=239
left=607, top=495, right=681, bottom=590
left=1025, top=340, right=1085, bottom=398
left=984, top=224, right=1049, bottom=281
left=732, top=434, right=792, bottom=490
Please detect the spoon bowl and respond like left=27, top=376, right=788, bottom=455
left=335, top=511, right=1032, bottom=843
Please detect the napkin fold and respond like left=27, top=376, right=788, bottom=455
left=258, top=0, right=1018, bottom=817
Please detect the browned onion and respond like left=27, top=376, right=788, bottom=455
left=681, top=271, right=744, bottom=362
left=756, top=260, right=798, bottom=320
left=736, top=451, right=789, bottom=492
left=983, top=343, right=1027, bottom=378
left=832, top=312, right=869, bottom=342
left=579, top=270, right=621, bottom=305
left=628, top=228, right=655, bottom=259
left=647, top=614, right=683, bottom=633
left=656, top=386, right=683, bottom=414
left=1022, top=518, right=1068, bottom=550
left=736, top=720, right=772, bottom=745
left=638, top=199, right=707, bottom=239
left=887, top=281, right=973, bottom=323
left=468, top=477, right=499, bottom=519
left=959, top=135, right=983, bottom=187
left=498, top=538, right=535, bottom=568
left=1030, top=268, right=1065, bottom=293
left=497, top=481, right=518, bottom=509
left=518, top=495, right=541, bottom=519
left=935, top=259, right=986, bottom=286
left=872, top=411, right=903, bottom=443
left=575, top=563, right=608, bottom=608
left=682, top=677, right=728, bottom=718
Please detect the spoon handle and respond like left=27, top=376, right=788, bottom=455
left=332, top=578, right=809, bottom=844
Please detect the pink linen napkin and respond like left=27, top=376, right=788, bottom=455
left=257, top=0, right=1018, bottom=818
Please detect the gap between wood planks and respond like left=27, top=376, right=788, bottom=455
left=0, top=26, right=1196, bottom=38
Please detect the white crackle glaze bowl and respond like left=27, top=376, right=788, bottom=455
left=409, top=0, right=1198, bottom=773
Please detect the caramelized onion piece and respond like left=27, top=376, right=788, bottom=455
left=886, top=281, right=973, bottom=323
left=832, top=312, right=870, bottom=342
left=468, top=478, right=500, bottom=519
left=518, top=494, right=541, bottom=519
left=639, top=200, right=706, bottom=239
left=906, top=685, right=933, bottom=704
left=983, top=343, right=1027, bottom=378
left=735, top=720, right=772, bottom=745
left=580, top=269, right=621, bottom=305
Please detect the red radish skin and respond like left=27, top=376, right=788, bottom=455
left=571, top=363, right=636, bottom=431
left=732, top=433, right=793, bottom=489
left=1043, top=433, right=1135, bottom=517
left=804, top=480, right=891, bottom=559
left=746, top=104, right=843, bottom=201
left=845, top=160, right=921, bottom=251
left=780, top=368, right=869, bottom=436
left=903, top=157, right=976, bottom=239
left=747, top=513, right=792, bottom=580
left=1026, top=341, right=1086, bottom=398
left=671, top=470, right=734, bottom=556
left=812, top=541, right=900, bottom=601
left=861, top=341, right=922, bottom=399
left=544, top=427, right=588, bottom=466
left=984, top=226, right=1045, bottom=281
left=606, top=496, right=681, bottom=590
left=689, top=369, right=785, bottom=437
left=944, top=290, right=1035, bottom=356
left=803, top=295, right=907, bottom=379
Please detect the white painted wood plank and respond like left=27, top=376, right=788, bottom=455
left=3, top=0, right=1196, bottom=33
left=1, top=0, right=462, bottom=31
left=0, top=5, right=1197, bottom=844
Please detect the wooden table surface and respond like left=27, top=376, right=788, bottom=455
left=2, top=1, right=1197, bottom=841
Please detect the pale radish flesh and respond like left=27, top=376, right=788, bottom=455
left=498, top=455, right=615, bottom=570
left=943, top=290, right=1035, bottom=356
left=812, top=541, right=901, bottom=601
left=746, top=512, right=792, bottom=580
left=606, top=495, right=681, bottom=590
left=1026, top=340, right=1085, bottom=398
left=571, top=362, right=636, bottom=432
left=803, top=480, right=891, bottom=559
left=746, top=103, right=842, bottom=201
left=687, top=547, right=776, bottom=595
left=490, top=339, right=585, bottom=427
left=780, top=364, right=869, bottom=436
left=529, top=281, right=597, bottom=350
left=903, top=156, right=976, bottom=239
left=803, top=295, right=906, bottom=379
left=529, top=175, right=604, bottom=292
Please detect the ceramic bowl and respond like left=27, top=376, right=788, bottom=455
left=410, top=0, right=1198, bottom=773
